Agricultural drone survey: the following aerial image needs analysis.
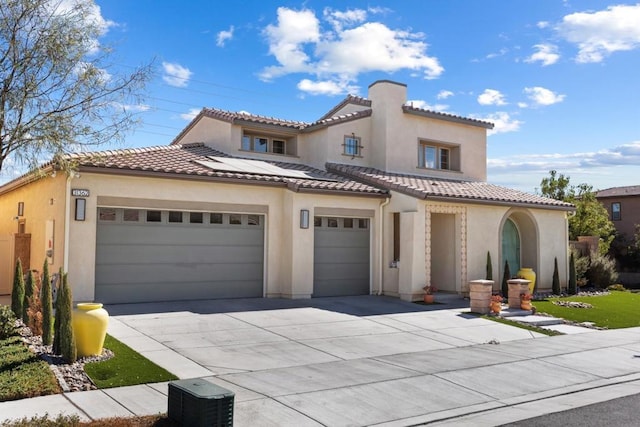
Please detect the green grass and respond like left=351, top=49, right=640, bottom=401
left=482, top=314, right=563, bottom=336
left=84, top=335, right=177, bottom=389
left=533, top=291, right=640, bottom=329
left=0, top=335, right=60, bottom=402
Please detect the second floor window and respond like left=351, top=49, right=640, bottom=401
left=419, top=143, right=453, bottom=170
left=612, top=202, right=621, bottom=221
left=242, top=134, right=293, bottom=155
left=344, top=135, right=362, bottom=157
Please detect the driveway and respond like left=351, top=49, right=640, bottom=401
left=106, top=295, right=555, bottom=425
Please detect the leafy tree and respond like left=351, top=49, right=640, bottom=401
left=568, top=252, right=577, bottom=295
left=41, top=260, right=53, bottom=345
left=11, top=258, right=25, bottom=318
left=552, top=257, right=560, bottom=295
left=485, top=251, right=493, bottom=281
left=23, top=269, right=35, bottom=323
left=501, top=260, right=510, bottom=297
left=538, top=171, right=615, bottom=254
left=0, top=0, right=151, bottom=174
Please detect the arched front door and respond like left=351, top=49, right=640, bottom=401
left=502, top=218, right=520, bottom=277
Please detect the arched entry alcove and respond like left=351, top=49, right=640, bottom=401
left=500, top=210, right=539, bottom=280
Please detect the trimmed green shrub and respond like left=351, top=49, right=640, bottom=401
left=486, top=251, right=493, bottom=281
left=587, top=253, right=618, bottom=288
left=53, top=269, right=62, bottom=355
left=568, top=252, right=577, bottom=295
left=23, top=269, right=35, bottom=323
left=58, top=273, right=76, bottom=363
left=552, top=257, right=560, bottom=295
left=41, top=261, right=53, bottom=346
left=501, top=260, right=510, bottom=297
left=0, top=305, right=17, bottom=339
left=11, top=258, right=25, bottom=319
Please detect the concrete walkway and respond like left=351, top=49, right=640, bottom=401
left=1, top=295, right=639, bottom=426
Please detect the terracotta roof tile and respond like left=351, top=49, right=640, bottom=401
left=402, top=105, right=494, bottom=129
left=327, top=163, right=574, bottom=209
left=70, top=144, right=387, bottom=196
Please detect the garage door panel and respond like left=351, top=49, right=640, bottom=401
left=314, top=248, right=370, bottom=264
left=313, top=279, right=369, bottom=297
left=96, top=208, right=264, bottom=303
left=313, top=263, right=369, bottom=280
left=313, top=231, right=368, bottom=247
left=97, top=244, right=264, bottom=265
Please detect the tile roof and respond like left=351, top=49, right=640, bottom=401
left=317, top=94, right=372, bottom=122
left=327, top=163, right=575, bottom=209
left=67, top=143, right=387, bottom=196
left=596, top=185, right=640, bottom=198
left=402, top=105, right=494, bottom=129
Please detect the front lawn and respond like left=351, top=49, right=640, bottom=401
left=534, top=291, right=640, bottom=329
left=84, top=335, right=177, bottom=388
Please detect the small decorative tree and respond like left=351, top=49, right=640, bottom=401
left=11, top=258, right=25, bottom=319
left=486, top=251, right=493, bottom=281
left=53, top=268, right=63, bottom=355
left=501, top=260, right=510, bottom=297
left=23, top=270, right=35, bottom=323
left=552, top=257, right=560, bottom=295
left=26, top=278, right=43, bottom=336
left=41, top=261, right=53, bottom=345
left=568, top=252, right=577, bottom=295
left=58, top=273, right=77, bottom=363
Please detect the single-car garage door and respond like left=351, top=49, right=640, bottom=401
left=95, top=208, right=264, bottom=304
left=313, top=216, right=370, bottom=297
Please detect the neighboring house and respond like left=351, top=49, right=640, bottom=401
left=596, top=185, right=640, bottom=240
left=0, top=80, right=574, bottom=304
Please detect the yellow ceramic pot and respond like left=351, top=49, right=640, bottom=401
left=72, top=303, right=109, bottom=358
left=517, top=268, right=536, bottom=294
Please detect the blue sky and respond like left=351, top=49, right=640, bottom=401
left=8, top=1, right=640, bottom=192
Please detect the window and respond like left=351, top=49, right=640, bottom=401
left=98, top=208, right=116, bottom=221
left=123, top=209, right=139, bottom=222
left=327, top=218, right=338, bottom=228
left=612, top=202, right=621, bottom=221
left=248, top=215, right=260, bottom=226
left=241, top=133, right=293, bottom=155
left=190, top=212, right=203, bottom=224
left=168, top=211, right=183, bottom=223
left=393, top=213, right=400, bottom=261
left=314, top=216, right=322, bottom=227
left=358, top=219, right=369, bottom=229
left=344, top=135, right=362, bottom=156
left=146, top=210, right=162, bottom=222
left=210, top=213, right=223, bottom=224
left=418, top=141, right=458, bottom=171
left=343, top=218, right=353, bottom=228
left=229, top=214, right=242, bottom=225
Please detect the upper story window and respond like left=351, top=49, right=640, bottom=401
left=343, top=135, right=362, bottom=157
left=418, top=141, right=459, bottom=171
left=611, top=202, right=621, bottom=221
left=241, top=132, right=295, bottom=156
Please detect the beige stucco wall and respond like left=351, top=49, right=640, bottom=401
left=0, top=174, right=67, bottom=294
left=65, top=171, right=384, bottom=302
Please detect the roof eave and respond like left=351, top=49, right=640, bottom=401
left=402, top=106, right=494, bottom=129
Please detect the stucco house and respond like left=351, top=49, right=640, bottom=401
left=596, top=185, right=640, bottom=240
left=0, top=80, right=574, bottom=304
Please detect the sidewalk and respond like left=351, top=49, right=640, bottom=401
left=1, top=296, right=639, bottom=426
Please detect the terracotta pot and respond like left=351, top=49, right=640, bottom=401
left=423, top=294, right=435, bottom=304
left=521, top=301, right=532, bottom=311
left=490, top=301, right=502, bottom=314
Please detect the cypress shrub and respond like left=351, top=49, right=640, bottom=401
left=11, top=258, right=25, bottom=319
left=486, top=251, right=493, bottom=281
left=23, top=269, right=35, bottom=323
left=552, top=257, right=561, bottom=295
left=53, top=268, right=63, bottom=355
left=568, top=252, right=577, bottom=295
left=58, top=273, right=77, bottom=363
left=26, top=278, right=43, bottom=336
left=501, top=260, right=510, bottom=297
left=41, top=261, right=54, bottom=346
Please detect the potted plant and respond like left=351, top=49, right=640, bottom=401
left=422, top=284, right=437, bottom=304
left=520, top=293, right=533, bottom=311
left=490, top=294, right=503, bottom=314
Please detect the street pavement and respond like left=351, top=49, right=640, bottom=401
left=1, top=295, right=639, bottom=426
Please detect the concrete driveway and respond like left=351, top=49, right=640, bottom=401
left=105, top=295, right=557, bottom=426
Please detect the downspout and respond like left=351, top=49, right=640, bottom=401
left=377, top=196, right=391, bottom=295
left=63, top=175, right=72, bottom=273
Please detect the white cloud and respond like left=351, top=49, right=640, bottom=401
left=485, top=48, right=508, bottom=59
left=162, top=62, right=193, bottom=87
left=556, top=4, right=640, bottom=63
left=517, top=102, right=528, bottom=108
left=537, top=21, right=550, bottom=29
left=216, top=26, right=234, bottom=47
left=406, top=100, right=449, bottom=112
left=260, top=7, right=443, bottom=95
left=297, top=79, right=356, bottom=96
left=477, top=89, right=507, bottom=106
left=473, top=112, right=522, bottom=135
left=113, top=103, right=150, bottom=112
left=436, top=90, right=454, bottom=100
left=180, top=108, right=200, bottom=121
left=51, top=0, right=115, bottom=54
left=525, top=43, right=560, bottom=66
left=524, top=86, right=565, bottom=106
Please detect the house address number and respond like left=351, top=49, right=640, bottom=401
left=71, top=188, right=90, bottom=197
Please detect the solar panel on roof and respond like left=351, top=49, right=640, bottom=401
left=195, top=157, right=338, bottom=182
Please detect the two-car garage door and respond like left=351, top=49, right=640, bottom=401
left=95, top=208, right=264, bottom=304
